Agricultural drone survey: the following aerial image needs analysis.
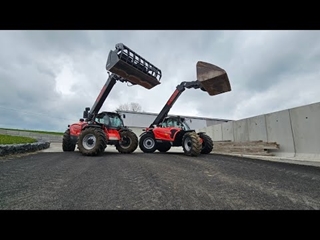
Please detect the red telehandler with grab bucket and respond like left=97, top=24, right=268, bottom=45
left=62, top=43, right=162, bottom=156
left=138, top=61, right=231, bottom=157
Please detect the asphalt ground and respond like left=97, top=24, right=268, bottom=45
left=0, top=143, right=320, bottom=210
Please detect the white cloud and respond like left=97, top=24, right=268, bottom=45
left=1, top=30, right=320, bottom=132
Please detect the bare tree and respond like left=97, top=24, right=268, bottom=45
left=129, top=102, right=142, bottom=112
left=116, top=102, right=142, bottom=112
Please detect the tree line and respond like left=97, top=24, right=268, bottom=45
left=115, top=102, right=142, bottom=112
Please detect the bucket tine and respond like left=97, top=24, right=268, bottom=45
left=106, top=43, right=162, bottom=89
left=196, top=61, right=231, bottom=96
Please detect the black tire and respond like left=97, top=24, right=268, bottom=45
left=62, top=129, right=76, bottom=152
left=199, top=133, right=213, bottom=154
left=182, top=132, right=202, bottom=157
left=78, top=127, right=107, bottom=156
left=116, top=130, right=138, bottom=154
left=157, top=142, right=171, bottom=152
left=139, top=133, right=157, bottom=153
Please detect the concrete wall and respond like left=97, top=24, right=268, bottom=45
left=248, top=115, right=268, bottom=142
left=197, top=101, right=320, bottom=162
left=233, top=119, right=249, bottom=142
left=265, top=110, right=295, bottom=157
left=222, top=121, right=234, bottom=141
left=289, top=102, right=320, bottom=159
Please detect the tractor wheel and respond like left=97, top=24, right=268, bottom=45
left=78, top=127, right=107, bottom=156
left=157, top=142, right=171, bottom=153
left=139, top=133, right=157, bottom=153
left=62, top=129, right=76, bottom=152
left=116, top=130, right=138, bottom=154
left=182, top=132, right=202, bottom=157
left=199, top=133, right=214, bottom=154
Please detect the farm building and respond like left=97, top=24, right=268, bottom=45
left=116, top=110, right=233, bottom=136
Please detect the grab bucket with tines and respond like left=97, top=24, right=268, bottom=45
left=196, top=61, right=231, bottom=96
left=106, top=43, right=162, bottom=89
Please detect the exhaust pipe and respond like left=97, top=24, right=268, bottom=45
left=106, top=43, right=162, bottom=89
left=196, top=61, right=231, bottom=96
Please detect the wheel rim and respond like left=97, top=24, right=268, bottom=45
left=143, top=137, right=155, bottom=149
left=184, top=137, right=192, bottom=152
left=120, top=136, right=132, bottom=149
left=82, top=134, right=96, bottom=150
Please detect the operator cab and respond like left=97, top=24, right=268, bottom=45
left=95, top=111, right=125, bottom=129
left=161, top=116, right=191, bottom=131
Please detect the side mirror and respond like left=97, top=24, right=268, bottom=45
left=83, top=107, right=90, bottom=119
left=122, top=114, right=126, bottom=119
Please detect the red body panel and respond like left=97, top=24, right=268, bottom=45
left=152, top=127, right=181, bottom=141
left=69, top=121, right=88, bottom=137
left=69, top=121, right=121, bottom=141
left=146, top=126, right=203, bottom=144
left=106, top=128, right=121, bottom=141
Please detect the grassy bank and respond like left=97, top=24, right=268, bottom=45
left=0, top=134, right=37, bottom=145
left=0, top=128, right=64, bottom=136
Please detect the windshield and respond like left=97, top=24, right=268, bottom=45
left=162, top=117, right=191, bottom=130
left=95, top=113, right=124, bottom=128
left=108, top=114, right=124, bottom=128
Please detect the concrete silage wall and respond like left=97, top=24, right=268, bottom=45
left=247, top=115, right=268, bottom=142
left=197, top=102, right=320, bottom=162
left=222, top=121, right=234, bottom=141
left=289, top=102, right=320, bottom=160
left=265, top=110, right=295, bottom=157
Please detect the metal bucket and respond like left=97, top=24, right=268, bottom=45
left=196, top=61, right=231, bottom=96
left=106, top=43, right=162, bottom=89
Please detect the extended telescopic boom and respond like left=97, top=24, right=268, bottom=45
left=149, top=61, right=231, bottom=128
left=82, top=43, right=162, bottom=122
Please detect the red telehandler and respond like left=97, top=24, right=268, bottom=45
left=138, top=61, right=231, bottom=157
left=62, top=43, right=162, bottom=156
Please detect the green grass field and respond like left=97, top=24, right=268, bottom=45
left=0, top=128, right=64, bottom=136
left=0, top=128, right=64, bottom=144
left=0, top=134, right=37, bottom=145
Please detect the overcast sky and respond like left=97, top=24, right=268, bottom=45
left=1, top=30, right=320, bottom=132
